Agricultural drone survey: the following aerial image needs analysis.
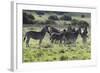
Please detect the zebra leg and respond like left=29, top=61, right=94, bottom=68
left=54, top=39, right=57, bottom=44
left=64, top=39, right=67, bottom=46
left=26, top=37, right=30, bottom=47
left=39, top=39, right=42, bottom=46
left=83, top=37, right=87, bottom=43
left=51, top=38, right=54, bottom=43
left=60, top=39, right=62, bottom=44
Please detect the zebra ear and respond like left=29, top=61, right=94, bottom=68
left=47, top=25, right=50, bottom=27
left=48, top=26, right=51, bottom=31
left=44, top=25, right=48, bottom=28
left=45, top=25, right=50, bottom=28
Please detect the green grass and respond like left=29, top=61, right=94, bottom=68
left=23, top=30, right=91, bottom=62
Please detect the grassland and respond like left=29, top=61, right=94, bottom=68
left=23, top=27, right=91, bottom=62
left=23, top=10, right=91, bottom=62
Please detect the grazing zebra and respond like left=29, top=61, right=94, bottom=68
left=79, top=27, right=88, bottom=43
left=50, top=29, right=67, bottom=44
left=65, top=27, right=80, bottom=44
left=23, top=26, right=50, bottom=47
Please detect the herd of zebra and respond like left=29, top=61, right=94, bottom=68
left=23, top=25, right=88, bottom=47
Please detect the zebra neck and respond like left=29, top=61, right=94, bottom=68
left=41, top=31, right=46, bottom=36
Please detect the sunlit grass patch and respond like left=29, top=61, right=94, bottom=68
left=23, top=37, right=91, bottom=62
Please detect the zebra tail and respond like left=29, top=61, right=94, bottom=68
left=23, top=33, right=26, bottom=42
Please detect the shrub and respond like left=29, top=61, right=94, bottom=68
left=23, top=12, right=35, bottom=24
left=28, top=14, right=35, bottom=19
left=35, top=11, right=45, bottom=15
left=60, top=15, right=72, bottom=21
left=45, top=20, right=56, bottom=24
left=78, top=20, right=89, bottom=28
left=81, top=14, right=85, bottom=18
left=71, top=19, right=79, bottom=26
left=48, top=15, right=59, bottom=20
left=36, top=21, right=45, bottom=25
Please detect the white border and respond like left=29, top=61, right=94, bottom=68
left=11, top=1, right=97, bottom=72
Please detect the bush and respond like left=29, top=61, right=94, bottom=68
left=78, top=20, right=89, bottom=28
left=35, top=11, right=45, bottom=15
left=48, top=15, right=59, bottom=20
left=45, top=20, right=56, bottom=24
left=36, top=21, right=45, bottom=25
left=71, top=19, right=79, bottom=26
left=81, top=14, right=85, bottom=18
left=27, top=14, right=35, bottom=19
left=23, top=13, right=35, bottom=20
left=23, top=13, right=35, bottom=24
left=60, top=15, right=72, bottom=21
